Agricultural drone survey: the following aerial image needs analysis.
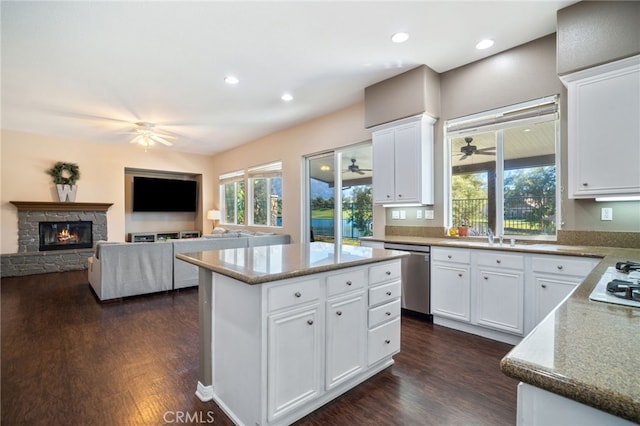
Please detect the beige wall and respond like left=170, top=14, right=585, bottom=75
left=1, top=129, right=215, bottom=253
left=210, top=103, right=373, bottom=243
left=557, top=1, right=640, bottom=75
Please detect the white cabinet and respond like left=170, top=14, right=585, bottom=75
left=529, top=255, right=599, bottom=326
left=431, top=248, right=471, bottom=322
left=268, top=305, right=322, bottom=421
left=367, top=261, right=402, bottom=366
left=372, top=114, right=436, bottom=205
left=325, top=268, right=367, bottom=390
left=475, top=251, right=524, bottom=335
left=431, top=247, right=599, bottom=344
left=561, top=55, right=640, bottom=199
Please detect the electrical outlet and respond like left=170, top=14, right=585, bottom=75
left=416, top=210, right=423, bottom=219
left=601, top=207, right=613, bottom=221
left=391, top=210, right=400, bottom=219
left=400, top=210, right=406, bottom=220
left=425, top=210, right=434, bottom=219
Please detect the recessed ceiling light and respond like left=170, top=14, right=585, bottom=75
left=224, top=75, right=239, bottom=85
left=391, top=32, right=409, bottom=43
left=281, top=93, right=293, bottom=102
left=475, top=39, right=494, bottom=50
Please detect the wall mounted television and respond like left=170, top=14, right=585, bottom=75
left=133, top=176, right=198, bottom=212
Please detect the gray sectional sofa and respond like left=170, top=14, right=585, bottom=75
left=87, top=232, right=290, bottom=301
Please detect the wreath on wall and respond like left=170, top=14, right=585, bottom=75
left=47, top=162, right=80, bottom=186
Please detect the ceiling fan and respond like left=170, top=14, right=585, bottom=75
left=345, top=158, right=371, bottom=175
left=459, top=137, right=495, bottom=160
left=129, top=122, right=174, bottom=149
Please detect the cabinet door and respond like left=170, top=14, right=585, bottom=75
left=476, top=269, right=524, bottom=334
left=372, top=128, right=396, bottom=203
left=326, top=293, right=366, bottom=389
left=267, top=305, right=322, bottom=422
left=568, top=59, right=640, bottom=197
left=431, top=262, right=471, bottom=322
left=393, top=121, right=421, bottom=203
left=533, top=274, right=579, bottom=324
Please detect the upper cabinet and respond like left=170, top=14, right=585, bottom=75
left=560, top=55, right=640, bottom=199
left=371, top=114, right=436, bottom=205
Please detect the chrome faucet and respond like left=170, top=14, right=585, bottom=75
left=487, top=229, right=494, bottom=246
left=499, top=234, right=504, bottom=246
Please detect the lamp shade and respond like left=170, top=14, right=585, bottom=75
left=207, top=210, right=221, bottom=220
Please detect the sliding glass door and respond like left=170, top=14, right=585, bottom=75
left=304, top=143, right=372, bottom=246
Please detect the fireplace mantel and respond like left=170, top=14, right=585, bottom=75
left=10, top=201, right=113, bottom=212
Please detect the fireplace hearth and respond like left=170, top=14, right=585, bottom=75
left=39, top=221, right=93, bottom=251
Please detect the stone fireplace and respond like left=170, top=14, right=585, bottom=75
left=1, top=201, right=112, bottom=277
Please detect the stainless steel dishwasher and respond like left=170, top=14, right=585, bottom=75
left=383, top=242, right=431, bottom=319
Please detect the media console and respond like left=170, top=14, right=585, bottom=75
left=127, top=230, right=201, bottom=243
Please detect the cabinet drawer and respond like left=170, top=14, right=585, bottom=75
left=477, top=251, right=524, bottom=270
left=368, top=317, right=400, bottom=366
left=368, top=299, right=401, bottom=328
left=267, top=278, right=321, bottom=312
left=369, top=261, right=401, bottom=285
left=327, top=268, right=366, bottom=297
left=431, top=248, right=471, bottom=264
left=369, top=281, right=401, bottom=307
left=531, top=256, right=598, bottom=277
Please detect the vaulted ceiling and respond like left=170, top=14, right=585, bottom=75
left=1, top=1, right=577, bottom=155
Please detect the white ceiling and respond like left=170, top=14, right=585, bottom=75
left=1, top=1, right=577, bottom=155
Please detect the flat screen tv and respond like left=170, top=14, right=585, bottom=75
left=133, top=176, right=198, bottom=212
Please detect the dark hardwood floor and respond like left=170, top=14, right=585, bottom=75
left=1, top=271, right=518, bottom=425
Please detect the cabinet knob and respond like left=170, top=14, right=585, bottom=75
left=307, top=319, right=314, bottom=325
left=385, top=339, right=391, bottom=344
left=448, top=255, right=452, bottom=259
left=398, top=194, right=402, bottom=198
left=484, top=276, right=488, bottom=280
left=386, top=291, right=392, bottom=296
left=541, top=284, right=547, bottom=289
left=496, top=259, right=501, bottom=264
left=458, top=273, right=463, bottom=277
left=385, top=271, right=391, bottom=275
left=386, top=194, right=391, bottom=198
left=294, top=292, right=301, bottom=298
left=557, top=265, right=563, bottom=270
left=336, top=311, right=342, bottom=316
left=346, top=280, right=352, bottom=286
left=582, top=182, right=588, bottom=187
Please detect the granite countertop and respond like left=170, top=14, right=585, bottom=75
left=176, top=241, right=408, bottom=285
left=364, top=235, right=640, bottom=422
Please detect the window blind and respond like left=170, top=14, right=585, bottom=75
left=219, top=170, right=245, bottom=184
left=247, top=161, right=282, bottom=179
left=446, top=95, right=559, bottom=134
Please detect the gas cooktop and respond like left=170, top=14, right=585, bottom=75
left=589, top=261, right=640, bottom=308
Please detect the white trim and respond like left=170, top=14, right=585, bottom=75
left=195, top=381, right=214, bottom=402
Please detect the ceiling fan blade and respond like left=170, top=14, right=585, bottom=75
left=130, top=135, right=143, bottom=144
left=476, top=147, right=496, bottom=153
left=459, top=154, right=469, bottom=160
left=475, top=152, right=495, bottom=155
left=357, top=170, right=365, bottom=175
left=150, top=135, right=173, bottom=146
left=359, top=168, right=372, bottom=172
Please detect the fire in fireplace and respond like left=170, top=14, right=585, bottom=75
left=39, top=221, right=93, bottom=251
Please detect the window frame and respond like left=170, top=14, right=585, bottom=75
left=219, top=170, right=246, bottom=226
left=247, top=161, right=283, bottom=228
left=444, top=95, right=560, bottom=241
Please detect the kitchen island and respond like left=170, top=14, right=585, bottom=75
left=176, top=242, right=407, bottom=426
